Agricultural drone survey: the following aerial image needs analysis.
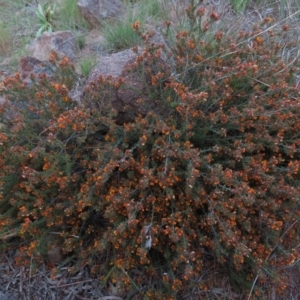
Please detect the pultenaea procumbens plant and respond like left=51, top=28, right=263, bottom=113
left=0, top=5, right=300, bottom=299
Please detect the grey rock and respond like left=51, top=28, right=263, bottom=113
left=77, top=0, right=125, bottom=28
left=82, top=47, right=171, bottom=123
left=18, top=56, right=54, bottom=82
left=26, top=31, right=77, bottom=62
left=87, top=48, right=137, bottom=80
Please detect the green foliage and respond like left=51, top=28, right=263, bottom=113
left=139, top=0, right=164, bottom=19
left=0, top=22, right=11, bottom=55
left=76, top=34, right=86, bottom=50
left=231, top=0, right=249, bottom=12
left=35, top=2, right=56, bottom=37
left=56, top=0, right=89, bottom=30
left=102, top=16, right=142, bottom=51
left=1, top=5, right=300, bottom=299
left=78, top=56, right=97, bottom=76
left=102, top=0, right=164, bottom=51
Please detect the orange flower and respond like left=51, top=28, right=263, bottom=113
left=131, top=21, right=140, bottom=30
left=282, top=24, right=289, bottom=31
left=36, top=92, right=43, bottom=99
left=43, top=162, right=50, bottom=171
left=53, top=83, right=61, bottom=91
left=186, top=38, right=195, bottom=49
left=165, top=21, right=171, bottom=27
left=49, top=53, right=55, bottom=62
left=210, top=11, right=219, bottom=21
left=22, top=218, right=31, bottom=229
left=196, top=7, right=206, bottom=16
left=255, top=36, right=263, bottom=44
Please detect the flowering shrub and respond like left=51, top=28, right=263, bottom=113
left=1, top=4, right=300, bottom=299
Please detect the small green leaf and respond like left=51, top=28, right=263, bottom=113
left=36, top=24, right=48, bottom=37
left=37, top=3, right=45, bottom=18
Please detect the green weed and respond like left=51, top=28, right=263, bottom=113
left=79, top=56, right=98, bottom=76
left=56, top=0, right=89, bottom=30
left=102, top=15, right=142, bottom=51
left=0, top=23, right=11, bottom=55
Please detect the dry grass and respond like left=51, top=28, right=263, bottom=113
left=0, top=251, right=105, bottom=300
left=1, top=252, right=299, bottom=299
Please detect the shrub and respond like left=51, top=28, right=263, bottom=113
left=1, top=4, right=300, bottom=299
